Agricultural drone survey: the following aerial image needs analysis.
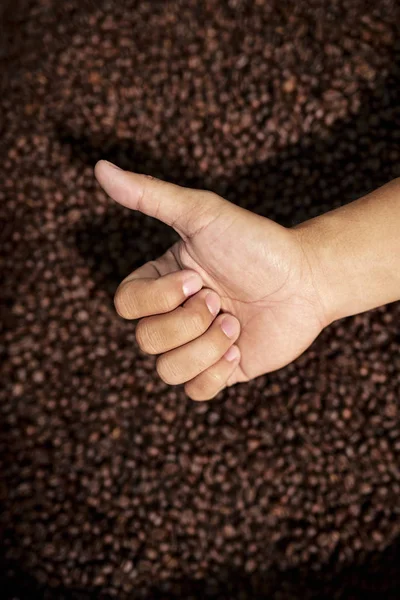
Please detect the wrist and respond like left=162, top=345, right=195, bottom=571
left=293, top=179, right=400, bottom=327
left=292, top=214, right=352, bottom=326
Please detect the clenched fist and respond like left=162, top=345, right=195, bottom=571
left=95, top=160, right=328, bottom=400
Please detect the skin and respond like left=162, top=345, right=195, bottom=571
left=95, top=161, right=400, bottom=400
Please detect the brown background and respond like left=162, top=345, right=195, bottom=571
left=1, top=1, right=400, bottom=598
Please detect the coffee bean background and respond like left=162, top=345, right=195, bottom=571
left=1, top=0, right=400, bottom=598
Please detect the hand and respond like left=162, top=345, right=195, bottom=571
left=95, top=161, right=328, bottom=400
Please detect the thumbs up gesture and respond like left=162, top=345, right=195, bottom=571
left=95, top=160, right=328, bottom=400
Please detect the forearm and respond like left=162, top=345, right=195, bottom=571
left=294, top=178, right=400, bottom=324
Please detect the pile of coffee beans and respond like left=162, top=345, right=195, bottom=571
left=1, top=0, right=399, bottom=598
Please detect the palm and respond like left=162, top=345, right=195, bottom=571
left=169, top=209, right=326, bottom=384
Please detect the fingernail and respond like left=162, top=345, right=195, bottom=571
left=205, top=292, right=220, bottom=316
left=182, top=274, right=202, bottom=297
left=221, top=316, right=239, bottom=338
left=102, top=160, right=122, bottom=171
left=224, top=346, right=240, bottom=362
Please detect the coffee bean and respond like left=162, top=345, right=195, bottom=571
left=1, top=1, right=400, bottom=598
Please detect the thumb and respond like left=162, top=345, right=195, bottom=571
left=94, top=160, right=224, bottom=239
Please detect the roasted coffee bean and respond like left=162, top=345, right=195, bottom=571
left=1, top=1, right=400, bottom=599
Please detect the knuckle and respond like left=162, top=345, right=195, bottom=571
left=185, top=387, right=211, bottom=402
left=136, top=180, right=148, bottom=213
left=151, top=286, right=175, bottom=314
left=204, top=368, right=225, bottom=390
left=114, top=284, right=136, bottom=319
left=156, top=355, right=181, bottom=385
left=135, top=320, right=157, bottom=355
left=185, top=309, right=208, bottom=335
left=185, top=376, right=219, bottom=401
left=207, top=339, right=227, bottom=362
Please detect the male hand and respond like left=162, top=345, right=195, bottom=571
left=95, top=160, right=328, bottom=400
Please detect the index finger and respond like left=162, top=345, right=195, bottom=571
left=114, top=265, right=203, bottom=319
